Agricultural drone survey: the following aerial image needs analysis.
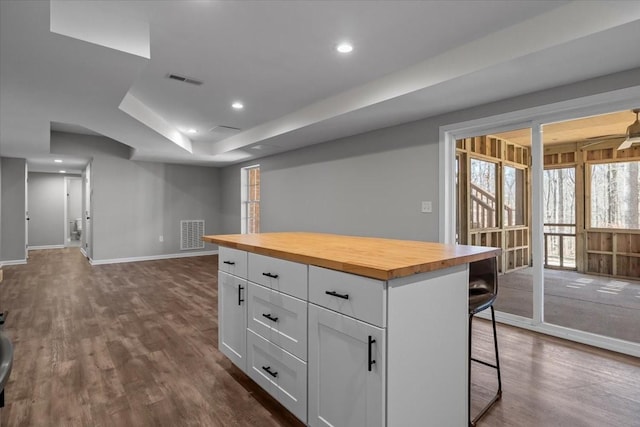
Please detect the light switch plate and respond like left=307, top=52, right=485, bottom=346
left=421, top=201, right=432, bottom=213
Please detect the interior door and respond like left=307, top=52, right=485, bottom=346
left=218, top=271, right=247, bottom=371
left=83, top=162, right=92, bottom=259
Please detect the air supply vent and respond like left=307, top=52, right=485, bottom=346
left=210, top=125, right=242, bottom=138
left=167, top=73, right=203, bottom=86
left=180, top=220, right=205, bottom=250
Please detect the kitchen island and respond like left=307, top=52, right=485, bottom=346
left=202, top=232, right=500, bottom=427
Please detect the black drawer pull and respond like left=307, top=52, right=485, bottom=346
left=223, top=260, right=235, bottom=265
left=262, top=272, right=279, bottom=279
left=325, top=290, right=349, bottom=300
left=262, top=313, right=279, bottom=323
left=238, top=284, right=244, bottom=306
left=262, top=366, right=278, bottom=378
left=368, top=335, right=376, bottom=372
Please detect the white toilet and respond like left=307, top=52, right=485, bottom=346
left=73, top=218, right=82, bottom=240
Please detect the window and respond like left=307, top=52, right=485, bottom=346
left=590, top=161, right=639, bottom=229
left=470, top=158, right=497, bottom=228
left=241, top=165, right=260, bottom=233
left=503, top=165, right=526, bottom=226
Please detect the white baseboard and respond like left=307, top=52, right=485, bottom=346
left=90, top=250, right=218, bottom=266
left=0, top=259, right=27, bottom=266
left=28, top=245, right=65, bottom=250
left=80, top=247, right=88, bottom=258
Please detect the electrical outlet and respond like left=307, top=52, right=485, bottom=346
left=159, top=235, right=164, bottom=242
left=421, top=201, right=432, bottom=213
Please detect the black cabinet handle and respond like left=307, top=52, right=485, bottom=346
left=368, top=335, right=376, bottom=372
left=325, top=290, right=349, bottom=300
left=262, top=366, right=278, bottom=378
left=238, top=284, right=244, bottom=306
left=223, top=260, right=235, bottom=265
left=262, top=313, right=279, bottom=323
left=262, top=272, right=279, bottom=279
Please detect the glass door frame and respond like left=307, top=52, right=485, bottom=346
left=439, top=85, right=640, bottom=357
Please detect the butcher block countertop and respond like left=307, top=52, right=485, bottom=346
left=202, top=232, right=500, bottom=281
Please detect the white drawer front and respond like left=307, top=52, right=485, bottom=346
left=247, top=329, right=307, bottom=423
left=309, top=266, right=386, bottom=327
left=248, top=253, right=308, bottom=300
left=247, top=282, right=308, bottom=360
left=218, top=247, right=248, bottom=278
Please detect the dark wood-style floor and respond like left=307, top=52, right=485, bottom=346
left=1, top=248, right=639, bottom=426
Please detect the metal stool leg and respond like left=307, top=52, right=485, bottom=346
left=469, top=306, right=502, bottom=426
left=468, top=313, right=474, bottom=427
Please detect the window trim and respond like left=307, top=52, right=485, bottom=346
left=241, top=164, right=260, bottom=234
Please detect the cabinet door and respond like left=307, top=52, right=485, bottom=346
left=308, top=304, right=385, bottom=427
left=218, top=271, right=247, bottom=372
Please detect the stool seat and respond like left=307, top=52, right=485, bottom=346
left=469, top=289, right=497, bottom=315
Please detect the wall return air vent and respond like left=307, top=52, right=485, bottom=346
left=166, top=73, right=203, bottom=86
left=180, top=220, right=205, bottom=250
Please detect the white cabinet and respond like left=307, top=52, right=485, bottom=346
left=308, top=304, right=385, bottom=427
left=247, top=282, right=308, bottom=360
left=217, top=246, right=470, bottom=426
left=218, top=271, right=247, bottom=372
left=248, top=253, right=308, bottom=300
left=247, top=329, right=307, bottom=422
left=219, top=247, right=248, bottom=278
left=309, top=266, right=386, bottom=328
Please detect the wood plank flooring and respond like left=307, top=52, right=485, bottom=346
left=1, top=248, right=639, bottom=426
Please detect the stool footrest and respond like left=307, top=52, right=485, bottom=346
left=471, top=357, right=498, bottom=370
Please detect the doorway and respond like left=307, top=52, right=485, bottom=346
left=64, top=176, right=82, bottom=247
left=443, top=94, right=640, bottom=357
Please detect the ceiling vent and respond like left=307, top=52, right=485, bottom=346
left=210, top=125, right=242, bottom=138
left=166, top=73, right=203, bottom=86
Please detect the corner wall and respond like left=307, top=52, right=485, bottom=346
left=1, top=157, right=26, bottom=262
left=51, top=133, right=222, bottom=262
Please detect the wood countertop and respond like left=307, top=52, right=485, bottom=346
left=203, top=232, right=500, bottom=281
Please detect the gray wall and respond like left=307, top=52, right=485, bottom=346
left=1, top=157, right=26, bottom=261
left=51, top=132, right=221, bottom=261
left=0, top=158, right=2, bottom=262
left=27, top=172, right=65, bottom=247
left=220, top=68, right=640, bottom=241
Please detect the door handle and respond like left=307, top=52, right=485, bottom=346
left=238, top=284, right=244, bottom=306
left=368, top=335, right=376, bottom=372
left=262, top=313, right=278, bottom=323
left=262, top=366, right=278, bottom=378
left=262, top=272, right=279, bottom=279
left=223, top=260, right=235, bottom=265
left=325, top=290, right=349, bottom=300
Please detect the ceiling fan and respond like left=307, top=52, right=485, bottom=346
left=617, top=108, right=640, bottom=150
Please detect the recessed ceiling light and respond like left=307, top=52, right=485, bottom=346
left=336, top=42, right=353, bottom=54
left=54, top=159, right=63, bottom=163
left=59, top=170, right=66, bottom=173
left=186, top=129, right=197, bottom=134
left=232, top=102, right=244, bottom=110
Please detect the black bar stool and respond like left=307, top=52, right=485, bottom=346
left=468, top=257, right=502, bottom=426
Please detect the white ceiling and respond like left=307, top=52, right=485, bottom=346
left=1, top=1, right=640, bottom=173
